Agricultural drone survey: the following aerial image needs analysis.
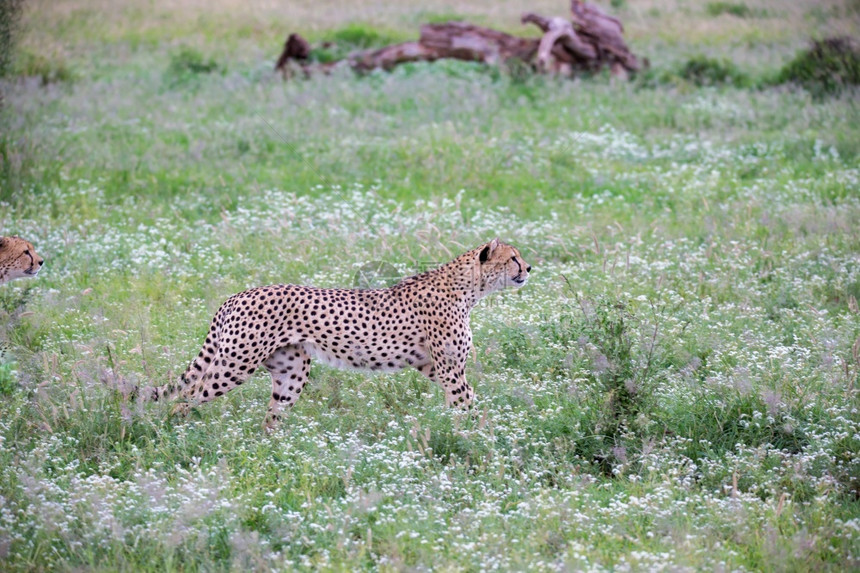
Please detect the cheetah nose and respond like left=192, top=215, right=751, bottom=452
left=525, top=265, right=531, bottom=273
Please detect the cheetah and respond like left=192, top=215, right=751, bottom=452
left=0, top=236, right=44, bottom=285
left=142, top=239, right=531, bottom=430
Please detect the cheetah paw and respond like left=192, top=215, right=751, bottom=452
left=170, top=402, right=191, bottom=417
left=263, top=415, right=281, bottom=434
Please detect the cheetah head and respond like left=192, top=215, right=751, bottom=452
left=477, top=238, right=531, bottom=294
left=0, top=236, right=44, bottom=284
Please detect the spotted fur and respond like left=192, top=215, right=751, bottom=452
left=0, top=236, right=44, bottom=285
left=143, top=239, right=531, bottom=430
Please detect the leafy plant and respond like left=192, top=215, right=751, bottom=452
left=706, top=2, right=754, bottom=18
left=164, top=46, right=221, bottom=86
left=327, top=24, right=402, bottom=49
left=776, top=36, right=860, bottom=96
left=678, top=55, right=751, bottom=86
left=0, top=360, right=16, bottom=395
left=311, top=24, right=407, bottom=64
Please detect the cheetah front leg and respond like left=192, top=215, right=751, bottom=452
left=420, top=341, right=474, bottom=408
left=262, top=345, right=311, bottom=431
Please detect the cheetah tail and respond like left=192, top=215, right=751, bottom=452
left=140, top=305, right=225, bottom=403
left=140, top=346, right=213, bottom=403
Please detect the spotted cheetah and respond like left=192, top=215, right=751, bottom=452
left=0, top=236, right=44, bottom=285
left=142, top=239, right=530, bottom=430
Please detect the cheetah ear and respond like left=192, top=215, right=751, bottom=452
left=479, top=238, right=500, bottom=264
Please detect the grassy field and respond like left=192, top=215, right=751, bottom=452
left=1, top=0, right=859, bottom=570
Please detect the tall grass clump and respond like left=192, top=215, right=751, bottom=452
left=9, top=50, right=74, bottom=85
left=0, top=0, right=26, bottom=80
left=575, top=298, right=657, bottom=436
left=581, top=303, right=657, bottom=475
left=525, top=291, right=665, bottom=477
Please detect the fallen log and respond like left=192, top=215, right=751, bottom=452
left=349, top=41, right=439, bottom=72
left=275, top=1, right=640, bottom=78
left=349, top=23, right=539, bottom=71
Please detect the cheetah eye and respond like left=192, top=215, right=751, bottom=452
left=512, top=256, right=518, bottom=263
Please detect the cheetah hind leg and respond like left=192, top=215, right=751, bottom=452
left=415, top=362, right=475, bottom=410
left=164, top=370, right=204, bottom=417
left=262, top=345, right=311, bottom=432
left=179, top=349, right=258, bottom=416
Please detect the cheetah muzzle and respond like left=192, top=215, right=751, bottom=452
left=142, top=238, right=531, bottom=430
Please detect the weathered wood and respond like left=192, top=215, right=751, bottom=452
left=349, top=41, right=439, bottom=72
left=349, top=22, right=538, bottom=72
left=521, top=12, right=597, bottom=71
left=418, top=22, right=538, bottom=65
left=570, top=0, right=640, bottom=72
left=274, top=2, right=641, bottom=79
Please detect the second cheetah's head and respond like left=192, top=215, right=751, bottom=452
left=477, top=238, right=531, bottom=294
left=0, top=236, right=44, bottom=285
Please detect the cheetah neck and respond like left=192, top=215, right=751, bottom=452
left=404, top=252, right=486, bottom=309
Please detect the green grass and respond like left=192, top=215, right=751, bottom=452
left=705, top=2, right=757, bottom=18
left=1, top=0, right=859, bottom=571
left=676, top=54, right=752, bottom=86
